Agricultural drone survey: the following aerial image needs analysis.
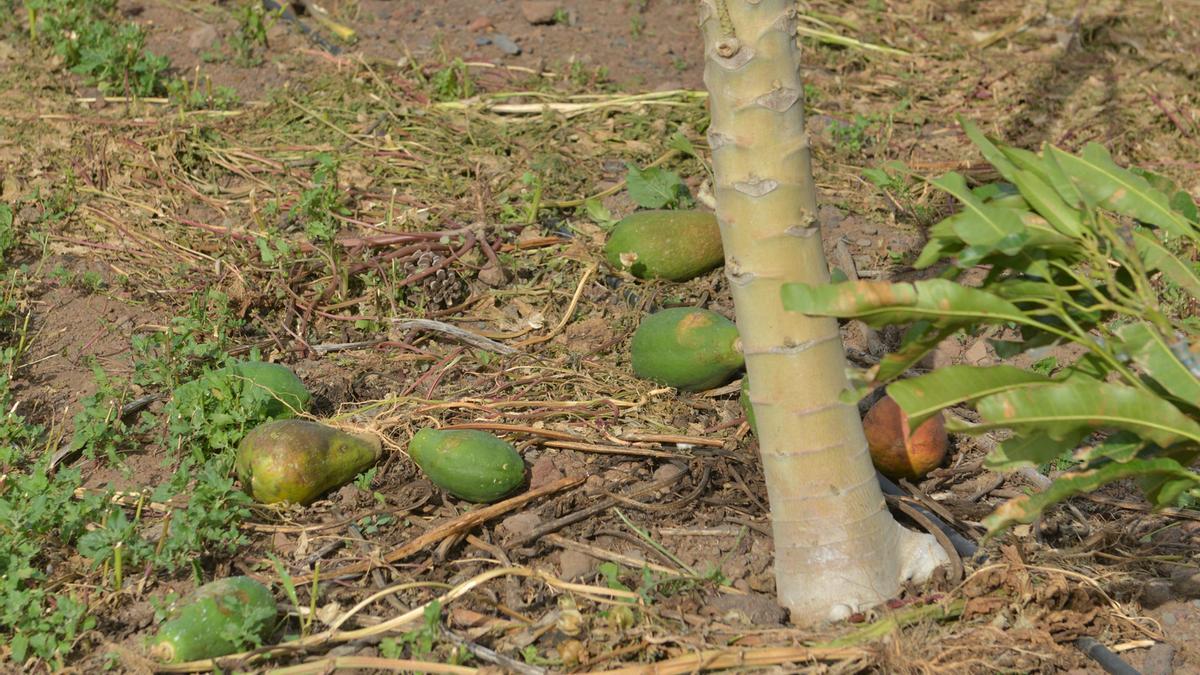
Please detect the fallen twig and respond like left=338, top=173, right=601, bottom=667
left=390, top=318, right=518, bottom=355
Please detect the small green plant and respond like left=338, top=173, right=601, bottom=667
left=786, top=119, right=1200, bottom=535
left=0, top=204, right=16, bottom=259
left=830, top=113, right=876, bottom=155
left=27, top=0, right=170, bottom=95
left=228, top=2, right=276, bottom=66
left=428, top=59, right=475, bottom=102
left=624, top=162, right=692, bottom=209
left=291, top=153, right=348, bottom=243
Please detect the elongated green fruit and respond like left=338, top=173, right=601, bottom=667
left=604, top=209, right=723, bottom=281
left=408, top=429, right=525, bottom=503
left=700, top=0, right=944, bottom=622
left=148, top=576, right=276, bottom=663
left=631, top=307, right=743, bottom=391
left=237, top=419, right=382, bottom=504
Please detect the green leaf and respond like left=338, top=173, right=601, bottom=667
left=985, top=431, right=1084, bottom=471
left=1117, top=323, right=1200, bottom=403
left=1132, top=167, right=1199, bottom=224
left=888, top=365, right=1049, bottom=427
left=931, top=172, right=1028, bottom=254
left=1077, top=431, right=1147, bottom=464
left=624, top=163, right=689, bottom=209
left=872, top=322, right=959, bottom=383
left=1008, top=168, right=1085, bottom=238
left=782, top=279, right=1030, bottom=330
left=971, top=381, right=1200, bottom=449
left=983, top=457, right=1199, bottom=535
left=668, top=131, right=698, bottom=158
left=1048, top=144, right=1195, bottom=240
left=1133, top=229, right=1200, bottom=298
left=959, top=118, right=1021, bottom=183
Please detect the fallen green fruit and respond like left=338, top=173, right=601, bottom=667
left=408, top=428, right=525, bottom=503
left=631, top=307, right=744, bottom=392
left=148, top=576, right=276, bottom=663
left=604, top=209, right=723, bottom=281
left=172, top=360, right=311, bottom=420
left=236, top=419, right=382, bottom=504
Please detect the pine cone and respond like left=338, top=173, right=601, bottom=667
left=401, top=249, right=467, bottom=309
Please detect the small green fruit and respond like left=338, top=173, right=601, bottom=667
left=148, top=576, right=276, bottom=663
left=408, top=429, right=526, bottom=503
left=171, top=360, right=311, bottom=420
left=604, top=209, right=723, bottom=281
left=631, top=307, right=743, bottom=392
left=236, top=419, right=382, bottom=505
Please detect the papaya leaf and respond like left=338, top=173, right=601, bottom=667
left=959, top=118, right=1021, bottom=183
left=1008, top=168, right=1086, bottom=238
left=1048, top=144, right=1195, bottom=240
left=1035, top=143, right=1085, bottom=208
left=983, top=457, right=1199, bottom=535
left=1132, top=167, right=1200, bottom=224
left=1133, top=229, right=1200, bottom=299
left=984, top=431, right=1085, bottom=472
left=781, top=279, right=1030, bottom=330
left=932, top=173, right=1029, bottom=254
left=1117, top=323, right=1200, bottom=403
left=1075, top=431, right=1147, bottom=465
left=971, top=381, right=1200, bottom=449
left=888, top=365, right=1050, bottom=428
left=871, top=322, right=959, bottom=383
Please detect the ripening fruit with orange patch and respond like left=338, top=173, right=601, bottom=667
left=862, top=395, right=948, bottom=480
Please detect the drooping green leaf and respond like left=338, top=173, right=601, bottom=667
left=983, top=457, right=1199, bottom=535
left=888, top=365, right=1050, bottom=427
left=1132, top=167, right=1200, bottom=224
left=971, top=381, right=1200, bottom=449
left=1076, top=431, right=1147, bottom=465
left=872, top=322, right=959, bottom=383
left=1048, top=144, right=1194, bottom=240
left=782, top=279, right=1030, bottom=330
left=959, top=118, right=1021, bottom=183
left=1036, top=144, right=1085, bottom=208
left=1008, top=168, right=1085, bottom=238
left=984, top=431, right=1084, bottom=471
left=1117, top=323, right=1200, bottom=403
left=932, top=172, right=1028, bottom=254
left=1133, top=229, right=1200, bottom=299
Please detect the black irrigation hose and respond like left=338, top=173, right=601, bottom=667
left=876, top=472, right=980, bottom=559
left=876, top=474, right=1143, bottom=675
left=1074, top=637, right=1142, bottom=675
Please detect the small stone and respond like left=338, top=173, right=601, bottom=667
left=855, top=238, right=873, bottom=247
left=467, top=16, right=493, bottom=32
left=861, top=224, right=879, bottom=235
left=964, top=338, right=991, bottom=365
left=1142, top=642, right=1176, bottom=675
left=558, top=550, right=597, bottom=580
left=652, top=463, right=685, bottom=484
left=529, top=455, right=565, bottom=490
left=1161, top=611, right=1177, bottom=626
left=475, top=36, right=492, bottom=46
left=186, top=24, right=219, bottom=51
left=477, top=261, right=510, bottom=286
left=521, top=1, right=560, bottom=25
left=584, top=474, right=605, bottom=494
left=1171, top=567, right=1200, bottom=598
left=1142, top=579, right=1173, bottom=608
left=498, top=511, right=542, bottom=538
left=491, top=34, right=522, bottom=55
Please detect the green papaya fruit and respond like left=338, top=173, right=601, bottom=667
left=148, top=576, right=276, bottom=663
left=236, top=419, right=382, bottom=505
left=630, top=307, right=744, bottom=392
left=408, top=429, right=525, bottom=503
left=604, top=210, right=723, bottom=281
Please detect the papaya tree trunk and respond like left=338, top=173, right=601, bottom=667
left=699, top=0, right=945, bottom=623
